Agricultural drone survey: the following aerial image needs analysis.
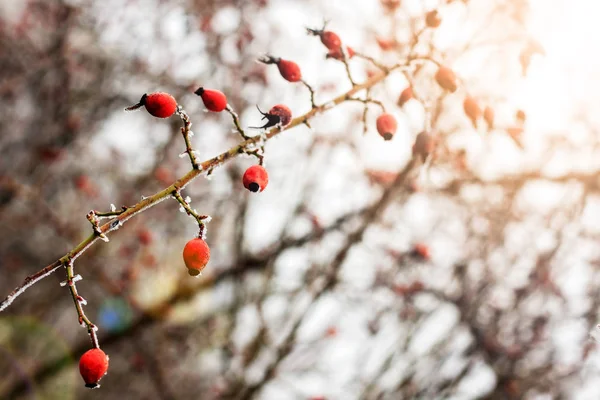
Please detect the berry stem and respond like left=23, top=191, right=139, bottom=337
left=301, top=80, right=317, bottom=108
left=172, top=190, right=209, bottom=233
left=225, top=105, right=250, bottom=140
left=64, top=261, right=99, bottom=348
left=176, top=106, right=200, bottom=170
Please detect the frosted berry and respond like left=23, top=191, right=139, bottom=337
left=79, top=348, right=109, bottom=389
left=376, top=113, right=397, bottom=141
left=398, top=87, right=413, bottom=107
left=243, top=165, right=269, bottom=193
left=183, top=238, right=210, bottom=276
left=425, top=10, right=441, bottom=28
left=483, top=106, right=495, bottom=129
left=125, top=92, right=177, bottom=118
left=251, top=104, right=292, bottom=129
left=259, top=55, right=302, bottom=82
left=435, top=66, right=457, bottom=93
left=194, top=87, right=227, bottom=112
left=463, top=96, right=481, bottom=127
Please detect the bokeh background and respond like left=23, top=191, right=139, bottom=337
left=2, top=0, right=600, bottom=399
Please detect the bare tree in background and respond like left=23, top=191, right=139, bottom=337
left=1, top=0, right=599, bottom=399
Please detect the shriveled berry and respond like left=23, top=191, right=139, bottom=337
left=251, top=104, right=292, bottom=129
left=259, top=55, right=302, bottom=82
left=125, top=92, right=177, bottom=118
left=435, top=66, right=457, bottom=92
left=376, top=113, right=398, bottom=141
left=243, top=165, right=269, bottom=193
left=183, top=238, right=210, bottom=276
left=463, top=96, right=481, bottom=127
left=398, top=87, right=413, bottom=107
left=79, top=348, right=109, bottom=389
left=194, top=87, right=227, bottom=112
left=425, top=10, right=441, bottom=28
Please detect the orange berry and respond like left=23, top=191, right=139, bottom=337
left=463, top=96, right=481, bottom=127
left=398, top=86, right=413, bottom=107
left=376, top=113, right=398, bottom=141
left=435, top=66, right=457, bottom=92
left=243, top=165, right=269, bottom=193
left=79, top=348, right=109, bottom=389
left=425, top=10, right=441, bottom=28
left=183, top=238, right=210, bottom=276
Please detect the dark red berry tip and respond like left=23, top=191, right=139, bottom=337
left=248, top=182, right=260, bottom=192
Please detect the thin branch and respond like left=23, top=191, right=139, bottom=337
left=301, top=79, right=317, bottom=108
left=177, top=106, right=199, bottom=170
left=0, top=65, right=398, bottom=313
left=172, top=190, right=209, bottom=238
left=63, top=261, right=99, bottom=348
left=226, top=105, right=251, bottom=140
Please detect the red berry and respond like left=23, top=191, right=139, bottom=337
left=243, top=165, right=269, bottom=193
left=326, top=46, right=354, bottom=61
left=183, top=238, right=210, bottom=276
left=398, top=86, right=413, bottom=107
left=307, top=27, right=342, bottom=50
left=79, top=348, right=109, bottom=389
left=125, top=92, right=177, bottom=118
left=137, top=229, right=153, bottom=246
left=483, top=106, right=495, bottom=129
left=425, top=10, right=442, bottom=28
left=376, top=37, right=396, bottom=51
left=463, top=96, right=481, bottom=127
left=412, top=243, right=430, bottom=260
left=376, top=113, right=398, bottom=141
left=435, top=66, right=457, bottom=92
left=194, top=87, right=227, bottom=112
left=259, top=55, right=302, bottom=82
left=320, top=31, right=342, bottom=50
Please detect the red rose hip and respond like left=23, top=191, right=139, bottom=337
left=125, top=92, right=177, bottom=118
left=79, top=348, right=109, bottom=389
left=183, top=238, right=210, bottom=276
left=376, top=113, right=398, bottom=141
left=194, top=87, right=228, bottom=112
left=243, top=165, right=269, bottom=193
left=259, top=55, right=302, bottom=82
